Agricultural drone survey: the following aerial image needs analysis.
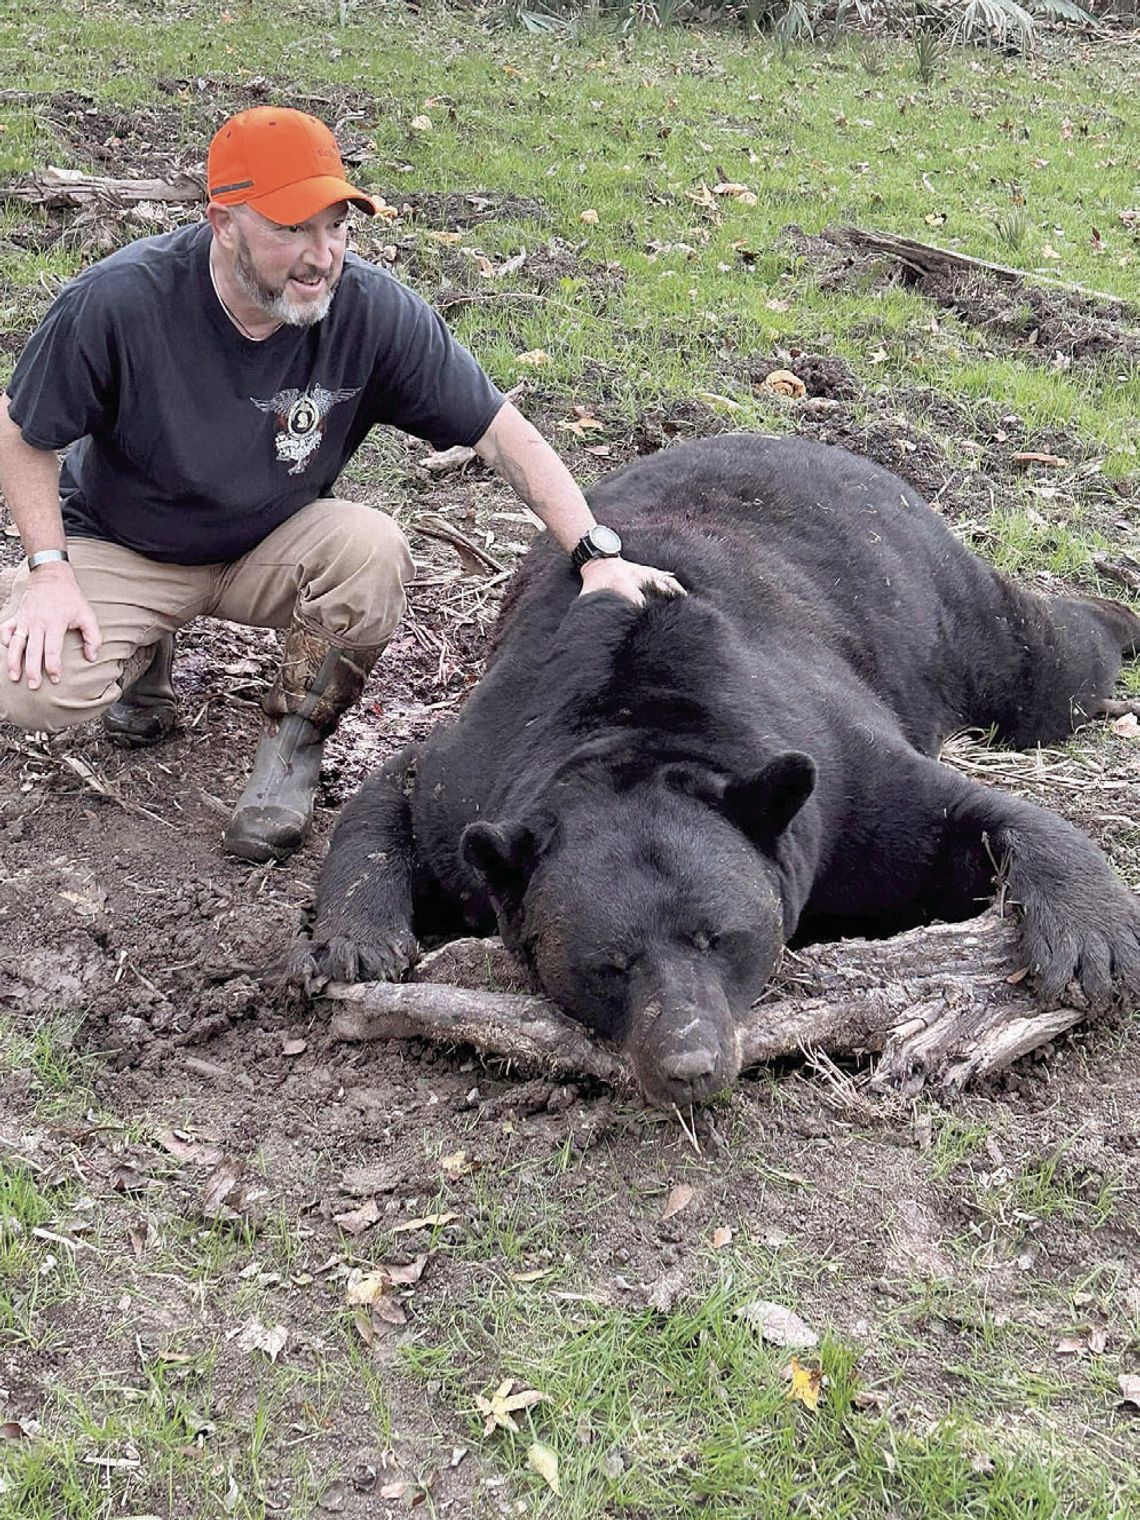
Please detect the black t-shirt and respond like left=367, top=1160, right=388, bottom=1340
left=6, top=223, right=506, bottom=563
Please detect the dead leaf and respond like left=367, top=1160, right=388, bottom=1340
left=334, top=1198, right=381, bottom=1236
left=1, top=1422, right=27, bottom=1440
left=392, top=1211, right=458, bottom=1234
left=736, top=1299, right=819, bottom=1348
left=475, top=1379, right=548, bottom=1436
left=661, top=1183, right=694, bottom=1220
left=409, top=115, right=432, bottom=132
left=510, top=1267, right=555, bottom=1283
left=515, top=349, right=551, bottom=368
left=236, top=1320, right=288, bottom=1362
left=201, top=1156, right=246, bottom=1219
left=527, top=1441, right=562, bottom=1496
left=785, top=1356, right=823, bottom=1411
left=386, top=1255, right=429, bottom=1286
left=712, top=1226, right=733, bottom=1249
left=281, top=1038, right=307, bottom=1056
left=1110, top=713, right=1139, bottom=738
left=761, top=368, right=807, bottom=399
left=154, top=1130, right=224, bottom=1167
left=579, top=208, right=599, bottom=225
left=1119, top=1374, right=1140, bottom=1408
left=1041, top=244, right=1061, bottom=260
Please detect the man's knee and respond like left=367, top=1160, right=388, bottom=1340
left=0, top=637, right=123, bottom=732
left=294, top=501, right=415, bottom=648
left=317, top=500, right=414, bottom=584
left=1, top=673, right=105, bottom=732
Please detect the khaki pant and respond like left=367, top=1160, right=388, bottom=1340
left=0, top=497, right=414, bottom=732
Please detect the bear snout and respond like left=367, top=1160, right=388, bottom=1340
left=628, top=995, right=742, bottom=1108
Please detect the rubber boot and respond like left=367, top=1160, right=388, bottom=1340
left=222, top=625, right=386, bottom=865
left=222, top=713, right=325, bottom=864
left=102, top=634, right=178, bottom=748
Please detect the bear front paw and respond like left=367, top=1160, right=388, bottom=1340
left=1020, top=895, right=1140, bottom=1009
left=288, top=927, right=419, bottom=995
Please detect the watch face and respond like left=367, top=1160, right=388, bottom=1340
left=590, top=526, right=622, bottom=556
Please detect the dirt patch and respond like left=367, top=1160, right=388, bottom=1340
left=791, top=224, right=1140, bottom=367
left=747, top=348, right=861, bottom=401
left=921, top=269, right=1140, bottom=363
left=396, top=189, right=549, bottom=232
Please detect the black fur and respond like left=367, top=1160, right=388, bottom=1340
left=295, top=436, right=1140, bottom=1104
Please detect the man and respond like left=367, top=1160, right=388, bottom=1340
left=0, top=106, right=680, bottom=863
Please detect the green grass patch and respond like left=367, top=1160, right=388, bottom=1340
left=401, top=1253, right=1138, bottom=1517
left=0, top=1161, right=77, bottom=1347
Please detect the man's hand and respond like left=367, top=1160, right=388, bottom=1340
left=2, top=563, right=101, bottom=689
left=578, top=556, right=686, bottom=607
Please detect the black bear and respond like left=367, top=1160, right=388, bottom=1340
left=294, top=436, right=1140, bottom=1106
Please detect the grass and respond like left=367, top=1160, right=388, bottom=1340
left=0, top=1011, right=96, bottom=1117
left=399, top=1250, right=1140, bottom=1518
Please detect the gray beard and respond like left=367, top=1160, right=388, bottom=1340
left=233, top=239, right=337, bottom=327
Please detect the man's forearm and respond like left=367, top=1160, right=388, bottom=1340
left=474, top=401, right=596, bottom=551
left=0, top=394, right=66, bottom=554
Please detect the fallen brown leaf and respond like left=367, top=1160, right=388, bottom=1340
left=154, top=1130, right=224, bottom=1167
left=334, top=1198, right=381, bottom=1236
left=661, top=1183, right=694, bottom=1221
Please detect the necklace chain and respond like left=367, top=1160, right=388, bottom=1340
left=208, top=251, right=280, bottom=342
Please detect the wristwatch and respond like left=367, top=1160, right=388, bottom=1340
left=570, top=525, right=622, bottom=571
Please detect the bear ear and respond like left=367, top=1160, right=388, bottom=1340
left=461, top=818, right=549, bottom=905
left=723, top=752, right=816, bottom=844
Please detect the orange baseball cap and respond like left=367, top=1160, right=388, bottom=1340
left=207, top=106, right=377, bottom=223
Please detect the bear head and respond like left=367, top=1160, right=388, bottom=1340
left=460, top=749, right=816, bottom=1107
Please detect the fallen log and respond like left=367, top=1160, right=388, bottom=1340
left=1, top=166, right=205, bottom=208
left=323, top=910, right=1101, bottom=1099
left=837, top=225, right=1133, bottom=310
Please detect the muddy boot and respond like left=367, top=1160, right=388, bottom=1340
left=223, top=713, right=326, bottom=863
left=102, top=634, right=178, bottom=748
left=223, top=626, right=385, bottom=864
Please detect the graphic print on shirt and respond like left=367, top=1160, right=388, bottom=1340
left=250, top=385, right=360, bottom=476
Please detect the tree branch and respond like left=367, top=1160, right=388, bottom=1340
left=323, top=911, right=1102, bottom=1097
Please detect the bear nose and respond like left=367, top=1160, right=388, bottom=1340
left=657, top=1046, right=719, bottom=1082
